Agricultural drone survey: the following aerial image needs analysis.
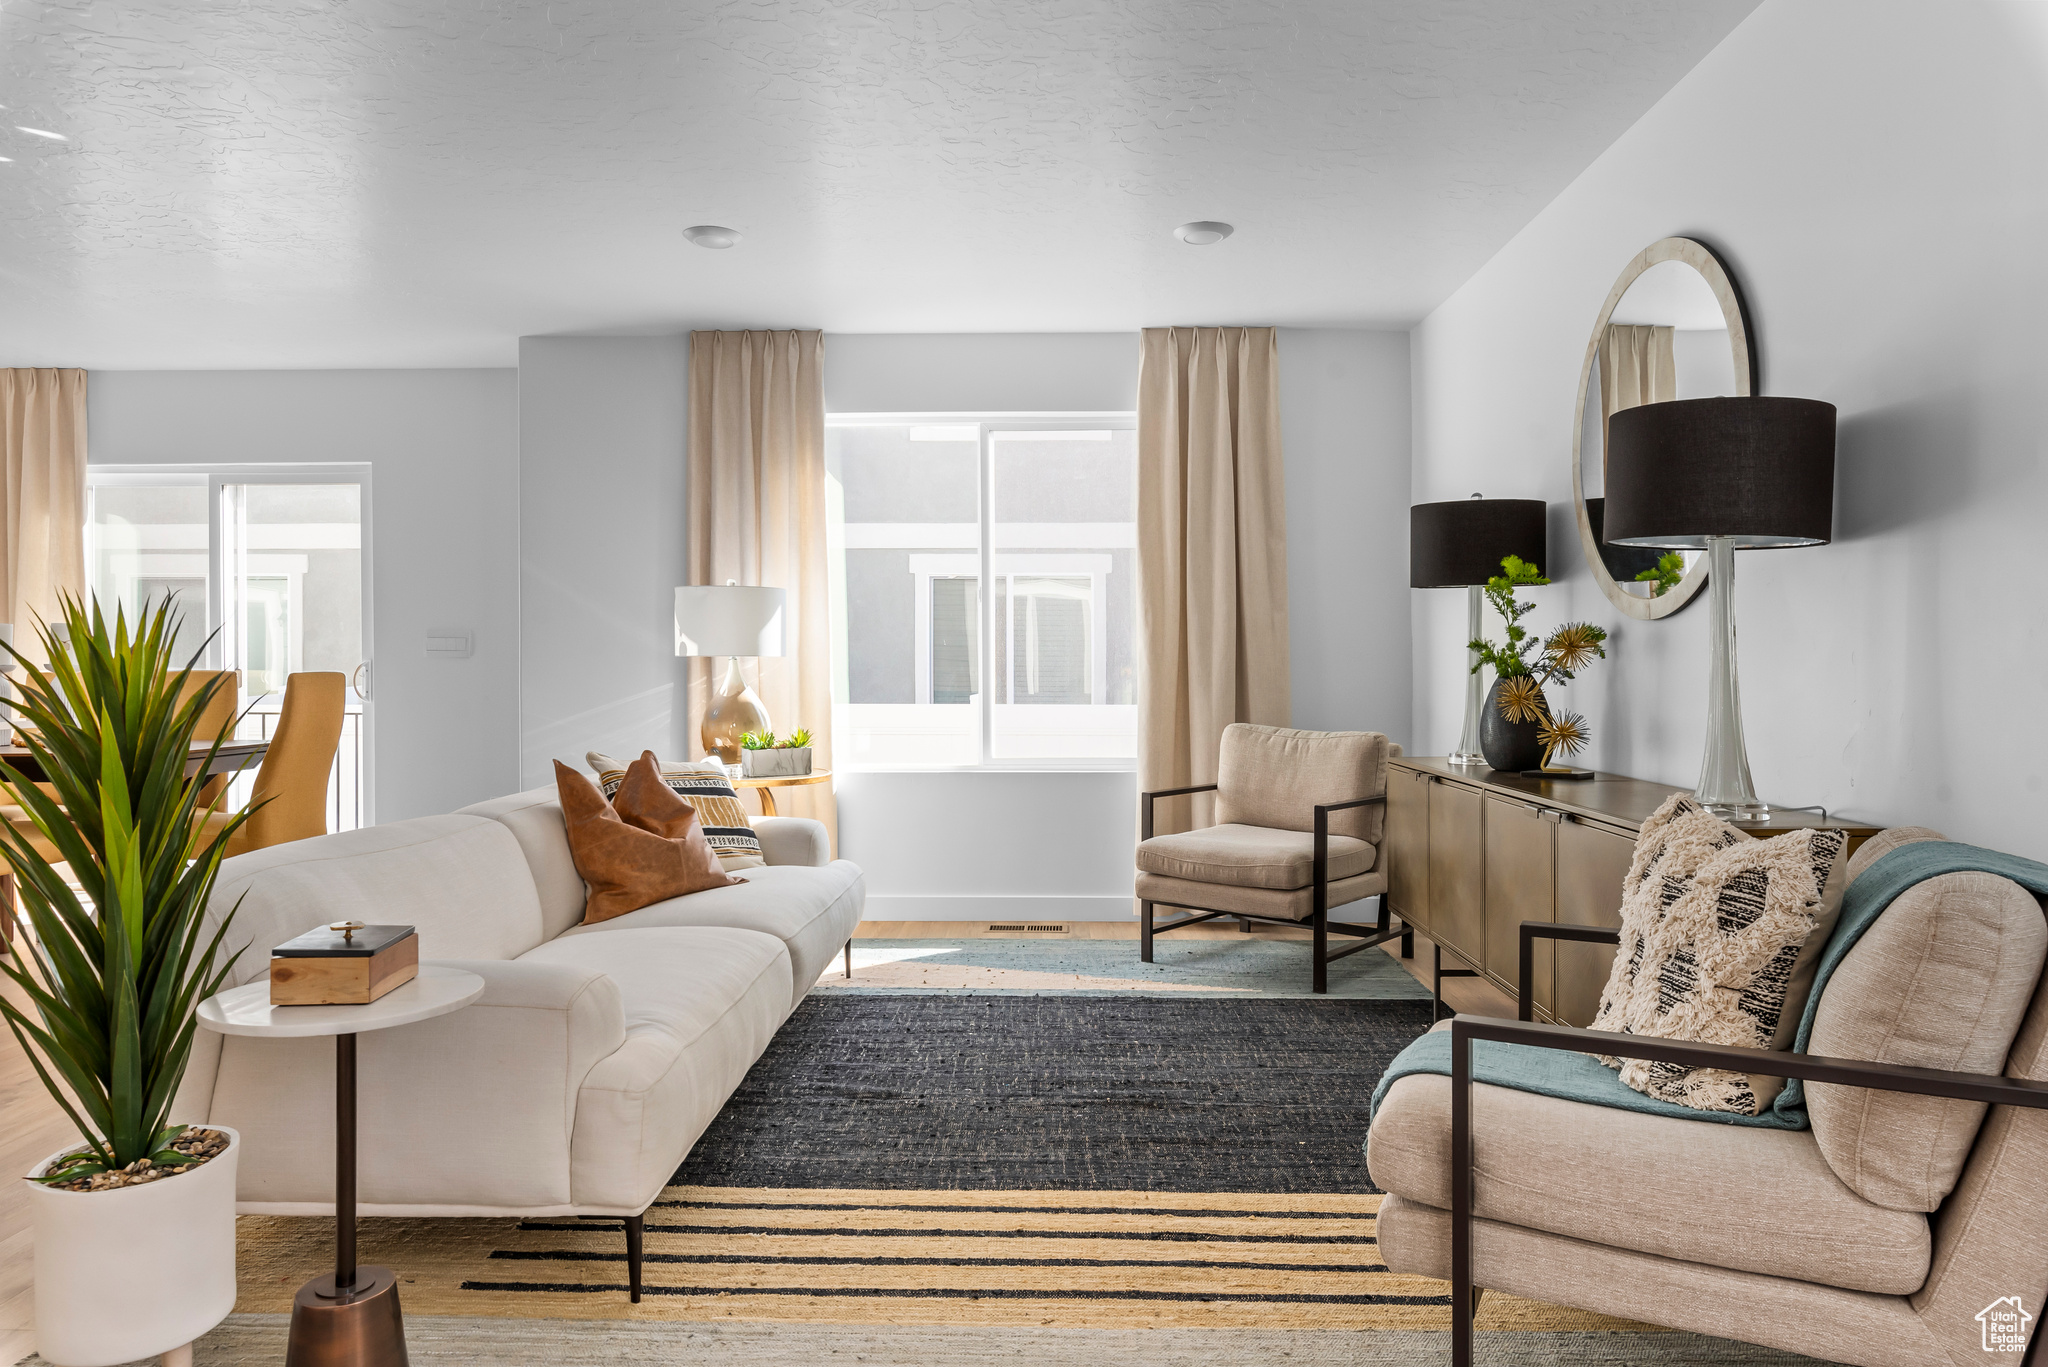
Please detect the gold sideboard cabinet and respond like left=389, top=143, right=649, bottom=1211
left=1384, top=758, right=1879, bottom=1025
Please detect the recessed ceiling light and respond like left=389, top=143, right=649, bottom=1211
left=1174, top=221, right=1233, bottom=246
left=15, top=126, right=67, bottom=141
left=683, top=225, right=741, bottom=249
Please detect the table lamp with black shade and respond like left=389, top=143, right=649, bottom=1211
left=1410, top=496, right=1548, bottom=767
left=1604, top=395, right=1836, bottom=819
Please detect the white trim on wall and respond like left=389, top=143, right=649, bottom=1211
left=862, top=894, right=1135, bottom=923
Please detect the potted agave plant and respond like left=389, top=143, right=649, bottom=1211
left=1, top=597, right=252, bottom=1367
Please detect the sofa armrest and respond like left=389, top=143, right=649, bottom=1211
left=1141, top=783, right=1219, bottom=842
left=755, top=815, right=830, bottom=867
left=204, top=957, right=628, bottom=1212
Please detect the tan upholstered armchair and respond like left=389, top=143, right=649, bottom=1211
left=1135, top=724, right=1409, bottom=993
left=1367, top=827, right=2048, bottom=1366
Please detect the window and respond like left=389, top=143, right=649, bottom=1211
left=86, top=466, right=374, bottom=829
left=827, top=415, right=1137, bottom=768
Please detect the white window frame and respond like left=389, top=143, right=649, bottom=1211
left=85, top=462, right=375, bottom=823
left=827, top=412, right=1137, bottom=772
left=909, top=553, right=1110, bottom=706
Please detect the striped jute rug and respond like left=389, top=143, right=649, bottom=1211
left=233, top=1185, right=1644, bottom=1331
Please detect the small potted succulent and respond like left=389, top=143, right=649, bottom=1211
left=740, top=727, right=814, bottom=778
left=2, top=597, right=253, bottom=1367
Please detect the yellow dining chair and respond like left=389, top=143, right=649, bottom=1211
left=178, top=668, right=242, bottom=807
left=198, top=671, right=346, bottom=857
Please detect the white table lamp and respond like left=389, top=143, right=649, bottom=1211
left=674, top=583, right=788, bottom=763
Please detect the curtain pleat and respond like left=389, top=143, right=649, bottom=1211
left=686, top=331, right=835, bottom=849
left=1599, top=324, right=1677, bottom=444
left=1137, top=327, right=1289, bottom=836
left=1, top=369, right=88, bottom=663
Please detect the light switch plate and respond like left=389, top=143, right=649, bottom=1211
left=425, top=631, right=473, bottom=659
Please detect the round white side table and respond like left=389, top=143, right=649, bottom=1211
left=199, top=965, right=484, bottom=1367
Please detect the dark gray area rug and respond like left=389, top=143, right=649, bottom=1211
left=675, top=995, right=1435, bottom=1193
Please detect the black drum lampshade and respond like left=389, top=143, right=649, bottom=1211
left=1604, top=396, right=1836, bottom=549
left=1409, top=497, right=1548, bottom=587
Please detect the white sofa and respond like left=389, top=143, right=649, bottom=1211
left=173, top=786, right=863, bottom=1299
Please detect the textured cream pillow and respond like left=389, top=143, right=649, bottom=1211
left=1591, top=793, right=1852, bottom=1115
left=586, top=750, right=765, bottom=871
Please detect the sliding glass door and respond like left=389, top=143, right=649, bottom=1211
left=86, top=466, right=373, bottom=829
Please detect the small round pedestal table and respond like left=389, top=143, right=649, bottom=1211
left=733, top=768, right=832, bottom=817
left=198, top=966, right=484, bottom=1367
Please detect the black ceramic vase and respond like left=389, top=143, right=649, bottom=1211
left=1480, top=677, right=1547, bottom=773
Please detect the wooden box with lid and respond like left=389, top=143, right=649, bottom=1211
left=269, top=922, right=420, bottom=1006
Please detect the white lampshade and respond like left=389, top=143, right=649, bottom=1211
left=674, top=585, right=787, bottom=658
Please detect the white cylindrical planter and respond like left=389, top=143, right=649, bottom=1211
left=28, top=1127, right=239, bottom=1367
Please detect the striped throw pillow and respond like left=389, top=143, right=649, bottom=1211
left=586, top=751, right=765, bottom=871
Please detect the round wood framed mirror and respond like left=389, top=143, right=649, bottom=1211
left=1572, top=237, right=1755, bottom=619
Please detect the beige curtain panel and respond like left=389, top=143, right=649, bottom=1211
left=1, top=368, right=88, bottom=663
left=1599, top=323, right=1676, bottom=442
left=1136, top=326, right=1290, bottom=836
left=686, top=330, right=835, bottom=848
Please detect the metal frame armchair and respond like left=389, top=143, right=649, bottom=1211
left=1135, top=725, right=1411, bottom=993
left=1368, top=855, right=2048, bottom=1367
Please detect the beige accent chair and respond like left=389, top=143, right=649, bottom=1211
left=1366, top=827, right=2048, bottom=1367
left=196, top=671, right=345, bottom=856
left=1135, top=724, right=1409, bottom=992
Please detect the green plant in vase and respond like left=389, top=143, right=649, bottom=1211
left=1, top=596, right=259, bottom=1366
left=1466, top=556, right=1608, bottom=771
left=0, top=597, right=254, bottom=1179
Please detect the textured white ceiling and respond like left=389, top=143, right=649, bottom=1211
left=0, top=1, right=1759, bottom=367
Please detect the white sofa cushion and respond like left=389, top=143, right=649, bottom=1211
left=208, top=815, right=547, bottom=986
left=518, top=927, right=793, bottom=1210
left=458, top=788, right=590, bottom=941
left=556, top=862, right=865, bottom=1012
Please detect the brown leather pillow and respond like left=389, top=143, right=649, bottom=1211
left=554, top=755, right=736, bottom=925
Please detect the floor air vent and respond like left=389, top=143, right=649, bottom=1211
left=989, top=924, right=1068, bottom=934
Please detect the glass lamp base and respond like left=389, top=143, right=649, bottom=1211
left=1699, top=798, right=1771, bottom=822
left=1447, top=750, right=1487, bottom=767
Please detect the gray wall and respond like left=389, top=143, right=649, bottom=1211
left=1409, top=0, right=2048, bottom=855
left=825, top=333, right=1137, bottom=415
left=86, top=369, right=520, bottom=820
left=1281, top=330, right=1413, bottom=741
left=516, top=335, right=690, bottom=789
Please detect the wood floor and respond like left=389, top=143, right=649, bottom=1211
left=0, top=915, right=1500, bottom=1365
left=1, top=962, right=78, bottom=1367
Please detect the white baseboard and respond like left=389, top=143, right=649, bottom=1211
left=861, top=894, right=1135, bottom=923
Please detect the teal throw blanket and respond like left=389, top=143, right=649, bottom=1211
left=1368, top=839, right=2048, bottom=1131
